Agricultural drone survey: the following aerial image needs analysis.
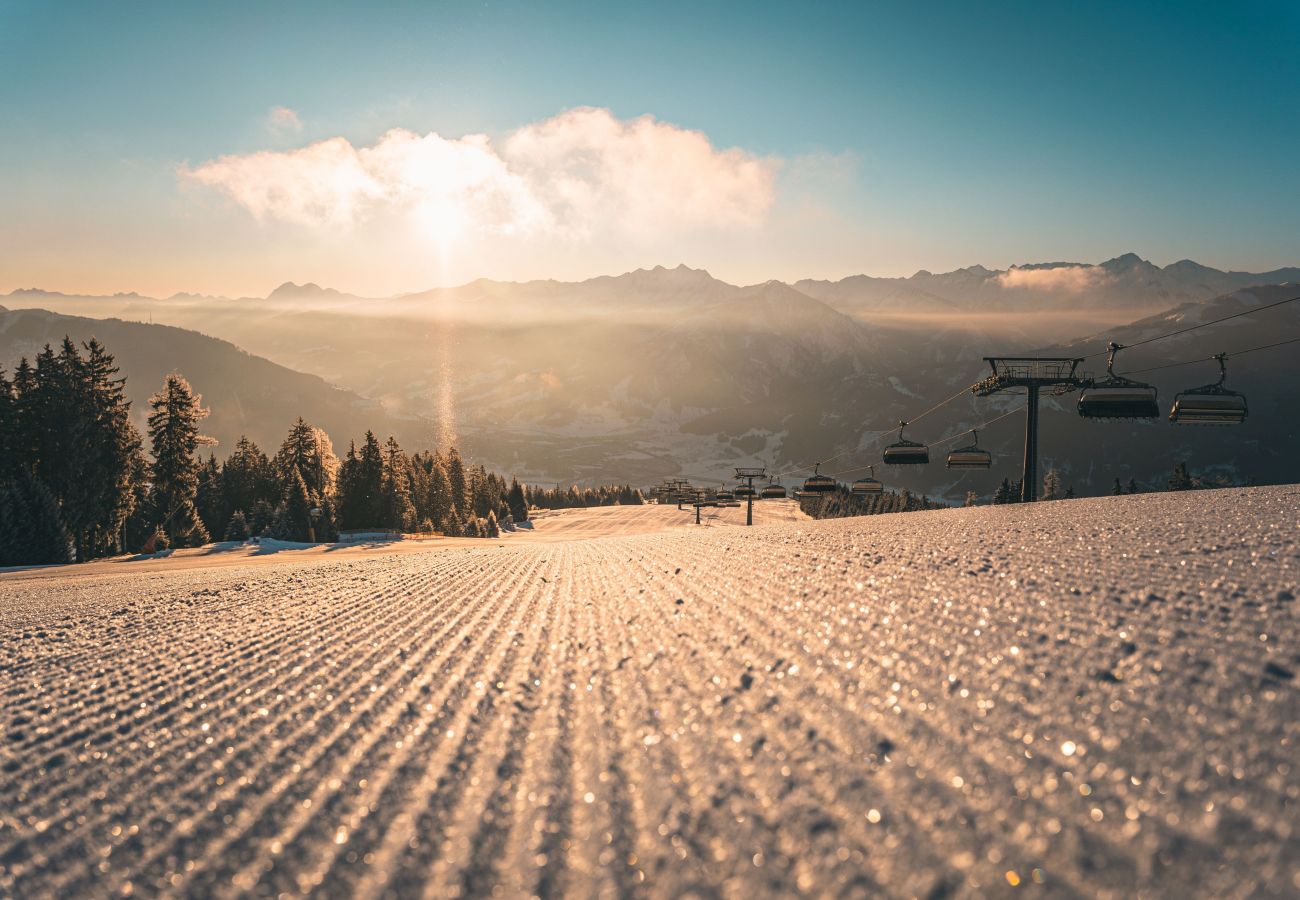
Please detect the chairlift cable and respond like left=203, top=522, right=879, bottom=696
left=774, top=374, right=984, bottom=478
left=1074, top=292, right=1300, bottom=361
left=935, top=406, right=1024, bottom=446
left=1120, top=334, right=1300, bottom=376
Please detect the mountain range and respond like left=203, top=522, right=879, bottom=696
left=4, top=253, right=1297, bottom=498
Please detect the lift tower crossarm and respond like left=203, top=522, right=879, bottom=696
left=972, top=357, right=1086, bottom=503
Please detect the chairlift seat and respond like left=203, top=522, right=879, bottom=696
left=761, top=484, right=787, bottom=499
left=1169, top=388, right=1248, bottom=425
left=734, top=485, right=756, bottom=498
left=883, top=439, right=930, bottom=465
left=850, top=477, right=883, bottom=494
left=946, top=446, right=992, bottom=469
left=1077, top=380, right=1160, bottom=419
left=801, top=474, right=836, bottom=493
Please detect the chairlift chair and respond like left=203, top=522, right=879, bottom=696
left=761, top=480, right=787, bottom=499
left=882, top=422, right=930, bottom=465
left=1077, top=342, right=1160, bottom=419
left=716, top=487, right=735, bottom=502
left=946, top=429, right=993, bottom=469
left=801, top=463, right=837, bottom=494
left=734, top=484, right=756, bottom=499
left=1169, top=354, right=1247, bottom=425
left=850, top=465, right=884, bottom=494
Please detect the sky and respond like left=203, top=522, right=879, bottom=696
left=1, top=0, right=1298, bottom=298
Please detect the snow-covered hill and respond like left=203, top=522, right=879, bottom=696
left=1, top=486, right=1296, bottom=897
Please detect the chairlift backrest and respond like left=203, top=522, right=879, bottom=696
left=883, top=421, right=930, bottom=465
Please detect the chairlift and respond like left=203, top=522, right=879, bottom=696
left=801, top=463, right=837, bottom=494
left=883, top=422, right=930, bottom=465
left=1077, top=342, right=1160, bottom=419
left=1169, top=353, right=1248, bottom=425
left=716, top=486, right=735, bottom=502
left=946, top=429, right=993, bottom=469
left=734, top=484, right=756, bottom=499
left=761, top=480, right=787, bottom=499
left=850, top=465, right=884, bottom=495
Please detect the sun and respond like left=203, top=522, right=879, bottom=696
left=413, top=198, right=466, bottom=247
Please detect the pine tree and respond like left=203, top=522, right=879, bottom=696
left=428, top=460, right=455, bottom=527
left=1167, top=462, right=1194, bottom=491
left=147, top=373, right=213, bottom=547
left=272, top=466, right=314, bottom=542
left=79, top=339, right=145, bottom=558
left=0, top=369, right=13, bottom=482
left=195, top=454, right=225, bottom=537
left=25, top=345, right=73, bottom=507
left=506, top=477, right=528, bottom=523
left=224, top=509, right=250, bottom=541
left=316, top=495, right=339, bottom=542
left=222, top=436, right=274, bottom=518
left=470, top=465, right=493, bottom=518
left=336, top=432, right=386, bottom=529
left=381, top=436, right=416, bottom=531
left=274, top=418, right=338, bottom=501
left=485, top=510, right=500, bottom=538
left=993, top=479, right=1013, bottom=505
left=1042, top=468, right=1064, bottom=501
left=5, top=339, right=144, bottom=560
left=0, top=470, right=72, bottom=566
left=336, top=441, right=362, bottom=528
left=442, top=504, right=462, bottom=537
left=1112, top=478, right=1123, bottom=495
left=249, top=499, right=275, bottom=537
left=446, top=447, right=467, bottom=512
left=1127, top=478, right=1139, bottom=495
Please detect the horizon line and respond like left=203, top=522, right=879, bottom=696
left=6, top=252, right=1300, bottom=302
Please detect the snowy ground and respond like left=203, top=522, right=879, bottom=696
left=1, top=487, right=1297, bottom=898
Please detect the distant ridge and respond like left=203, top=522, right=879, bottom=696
left=6, top=253, right=1298, bottom=306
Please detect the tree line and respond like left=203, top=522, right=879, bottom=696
left=0, top=336, right=642, bottom=566
left=801, top=485, right=947, bottom=520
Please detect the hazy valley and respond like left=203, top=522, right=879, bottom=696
left=5, top=254, right=1298, bottom=499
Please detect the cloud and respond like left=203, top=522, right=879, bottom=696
left=266, top=106, right=303, bottom=134
left=182, top=107, right=777, bottom=240
left=503, top=108, right=776, bottom=236
left=996, top=265, right=1114, bottom=293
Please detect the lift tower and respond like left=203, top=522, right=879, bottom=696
left=734, top=467, right=767, bottom=526
left=973, top=358, right=1084, bottom=503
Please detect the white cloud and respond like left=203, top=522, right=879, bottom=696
left=997, top=265, right=1114, bottom=293
left=182, top=107, right=777, bottom=241
left=503, top=108, right=776, bottom=236
left=266, top=106, right=303, bottom=134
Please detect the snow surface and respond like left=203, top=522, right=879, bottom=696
left=0, top=487, right=1297, bottom=898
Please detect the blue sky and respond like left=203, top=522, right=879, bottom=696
left=2, top=0, right=1297, bottom=296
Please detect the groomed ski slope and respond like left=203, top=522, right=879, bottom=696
left=1, top=486, right=1297, bottom=898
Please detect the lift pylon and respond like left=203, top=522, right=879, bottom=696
left=734, top=467, right=766, bottom=526
left=972, top=357, right=1084, bottom=502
